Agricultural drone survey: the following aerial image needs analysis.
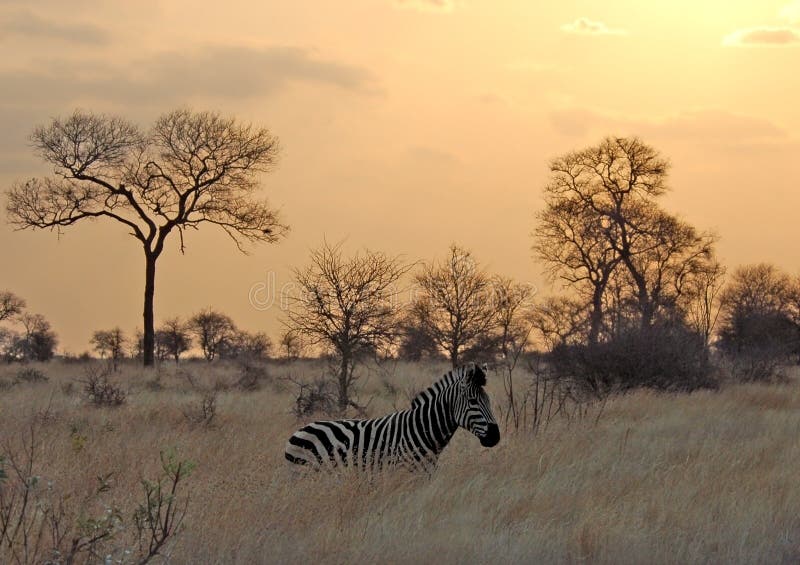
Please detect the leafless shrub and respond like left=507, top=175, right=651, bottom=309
left=133, top=449, right=195, bottom=563
left=35, top=396, right=58, bottom=426
left=236, top=360, right=270, bottom=392
left=13, top=367, right=48, bottom=384
left=144, top=373, right=164, bottom=392
left=526, top=356, right=607, bottom=434
left=287, top=375, right=337, bottom=418
left=178, top=368, right=200, bottom=391
left=60, top=381, right=76, bottom=396
left=490, top=355, right=606, bottom=435
left=182, top=392, right=218, bottom=428
left=82, top=365, right=127, bottom=407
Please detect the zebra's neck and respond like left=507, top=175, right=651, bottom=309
left=409, top=374, right=460, bottom=454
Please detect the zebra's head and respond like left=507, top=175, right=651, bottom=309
left=455, top=363, right=500, bottom=447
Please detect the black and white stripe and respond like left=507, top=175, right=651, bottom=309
left=284, top=363, right=500, bottom=471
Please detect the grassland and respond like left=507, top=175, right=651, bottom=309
left=1, top=360, right=799, bottom=564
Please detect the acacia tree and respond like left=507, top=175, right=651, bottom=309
left=188, top=308, right=236, bottom=362
left=90, top=327, right=127, bottom=370
left=409, top=244, right=496, bottom=367
left=220, top=330, right=272, bottom=360
left=6, top=109, right=287, bottom=366
left=285, top=241, right=410, bottom=412
left=16, top=313, right=58, bottom=362
left=156, top=317, right=192, bottom=363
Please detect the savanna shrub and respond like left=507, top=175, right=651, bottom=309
left=82, top=366, right=127, bottom=407
left=292, top=377, right=337, bottom=417
left=551, top=323, right=716, bottom=393
left=14, top=367, right=48, bottom=384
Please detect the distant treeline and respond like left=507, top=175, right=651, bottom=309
left=3, top=134, right=799, bottom=404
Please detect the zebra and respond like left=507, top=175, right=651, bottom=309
left=284, top=363, right=500, bottom=472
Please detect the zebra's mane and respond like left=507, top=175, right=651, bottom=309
left=410, top=364, right=483, bottom=409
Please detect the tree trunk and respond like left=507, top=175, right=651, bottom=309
left=619, top=254, right=653, bottom=331
left=143, top=252, right=157, bottom=367
left=588, top=284, right=605, bottom=346
left=338, top=352, right=350, bottom=412
left=637, top=285, right=654, bottom=330
left=450, top=345, right=459, bottom=368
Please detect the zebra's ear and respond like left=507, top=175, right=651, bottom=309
left=468, top=363, right=487, bottom=387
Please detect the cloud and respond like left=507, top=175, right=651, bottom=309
left=0, top=9, right=108, bottom=45
left=548, top=107, right=790, bottom=149
left=0, top=45, right=377, bottom=107
left=561, top=17, right=627, bottom=36
left=780, top=0, right=800, bottom=23
left=146, top=46, right=376, bottom=98
left=393, top=0, right=455, bottom=13
left=722, top=27, right=800, bottom=46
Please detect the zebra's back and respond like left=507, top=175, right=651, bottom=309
left=284, top=412, right=412, bottom=470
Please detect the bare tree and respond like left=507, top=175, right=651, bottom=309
left=409, top=244, right=496, bottom=367
left=91, top=327, right=127, bottom=370
left=6, top=109, right=288, bottom=366
left=492, top=276, right=534, bottom=358
left=534, top=197, right=619, bottom=344
left=684, top=260, right=726, bottom=346
left=284, top=241, right=410, bottom=412
left=541, top=136, right=718, bottom=331
left=545, top=137, right=668, bottom=328
left=530, top=295, right=589, bottom=351
left=188, top=308, right=236, bottom=362
left=622, top=206, right=717, bottom=326
left=492, top=276, right=534, bottom=432
left=0, top=291, right=25, bottom=323
left=156, top=317, right=192, bottom=362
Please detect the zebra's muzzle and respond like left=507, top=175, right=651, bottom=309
left=479, top=423, right=500, bottom=447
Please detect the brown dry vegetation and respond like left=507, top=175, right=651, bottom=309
left=1, top=360, right=799, bottom=564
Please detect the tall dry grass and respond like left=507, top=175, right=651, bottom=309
left=1, top=360, right=799, bottom=564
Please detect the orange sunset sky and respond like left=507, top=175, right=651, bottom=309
left=1, top=0, right=798, bottom=353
